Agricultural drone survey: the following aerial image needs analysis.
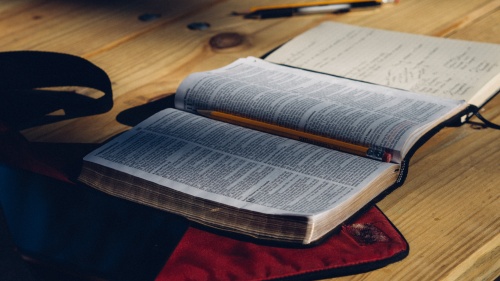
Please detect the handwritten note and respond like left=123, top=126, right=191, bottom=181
left=266, top=22, right=500, bottom=106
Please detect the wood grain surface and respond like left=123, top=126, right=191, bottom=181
left=0, top=0, right=498, bottom=280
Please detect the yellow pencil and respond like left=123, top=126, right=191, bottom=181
left=247, top=0, right=391, bottom=13
left=233, top=0, right=399, bottom=19
left=197, top=110, right=392, bottom=162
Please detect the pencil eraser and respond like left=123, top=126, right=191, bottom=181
left=382, top=152, right=392, bottom=163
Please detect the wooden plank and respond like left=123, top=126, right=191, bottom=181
left=0, top=0, right=498, bottom=280
left=442, top=233, right=500, bottom=281
left=445, top=6, right=500, bottom=44
left=429, top=0, right=500, bottom=40
left=0, top=0, right=217, bottom=54
left=331, top=0, right=498, bottom=33
left=0, top=0, right=41, bottom=15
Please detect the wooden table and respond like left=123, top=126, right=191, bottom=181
left=1, top=0, right=499, bottom=280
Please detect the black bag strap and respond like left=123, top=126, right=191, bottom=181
left=0, top=51, right=113, bottom=130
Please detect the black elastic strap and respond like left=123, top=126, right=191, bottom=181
left=466, top=105, right=500, bottom=130
left=474, top=111, right=500, bottom=129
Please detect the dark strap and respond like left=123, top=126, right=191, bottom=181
left=474, top=111, right=500, bottom=129
left=466, top=105, right=500, bottom=130
left=0, top=51, right=113, bottom=129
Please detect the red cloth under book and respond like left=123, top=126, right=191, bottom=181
left=159, top=207, right=407, bottom=281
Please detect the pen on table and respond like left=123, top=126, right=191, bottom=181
left=197, top=110, right=392, bottom=162
left=234, top=0, right=399, bottom=19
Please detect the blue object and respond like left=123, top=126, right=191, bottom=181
left=0, top=163, right=188, bottom=281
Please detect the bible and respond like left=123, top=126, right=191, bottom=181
left=78, top=22, right=499, bottom=245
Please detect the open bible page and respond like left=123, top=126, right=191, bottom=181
left=175, top=57, right=466, bottom=162
left=265, top=22, right=500, bottom=107
left=83, top=108, right=398, bottom=217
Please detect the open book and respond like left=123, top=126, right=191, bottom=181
left=79, top=23, right=499, bottom=245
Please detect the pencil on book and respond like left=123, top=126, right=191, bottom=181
left=197, top=110, right=392, bottom=162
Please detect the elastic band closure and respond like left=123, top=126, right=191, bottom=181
left=467, top=105, right=500, bottom=130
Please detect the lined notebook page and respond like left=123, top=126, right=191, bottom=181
left=266, top=22, right=500, bottom=107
